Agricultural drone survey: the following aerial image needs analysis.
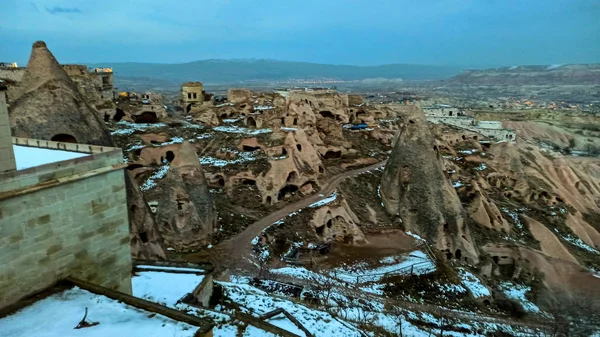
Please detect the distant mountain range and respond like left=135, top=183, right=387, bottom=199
left=87, top=59, right=464, bottom=85
left=448, top=64, right=600, bottom=85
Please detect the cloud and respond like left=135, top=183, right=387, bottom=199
left=45, top=6, right=81, bottom=15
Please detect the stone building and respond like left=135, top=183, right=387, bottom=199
left=0, top=85, right=133, bottom=309
left=181, top=82, right=204, bottom=105
left=423, top=104, right=516, bottom=142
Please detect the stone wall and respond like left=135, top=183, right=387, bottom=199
left=0, top=148, right=132, bottom=309
left=424, top=107, right=463, bottom=117
left=427, top=116, right=475, bottom=128
left=0, top=89, right=15, bottom=172
left=182, top=82, right=204, bottom=104
left=0, top=65, right=113, bottom=106
left=477, top=121, right=503, bottom=130
left=0, top=67, right=25, bottom=82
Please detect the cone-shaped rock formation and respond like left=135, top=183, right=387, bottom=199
left=9, top=41, right=113, bottom=145
left=380, top=106, right=478, bottom=263
left=156, top=141, right=217, bottom=251
left=9, top=41, right=165, bottom=260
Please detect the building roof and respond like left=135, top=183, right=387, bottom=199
left=13, top=145, right=89, bottom=171
left=0, top=286, right=200, bottom=337
left=182, top=82, right=203, bottom=87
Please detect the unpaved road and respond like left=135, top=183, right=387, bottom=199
left=218, top=160, right=387, bottom=259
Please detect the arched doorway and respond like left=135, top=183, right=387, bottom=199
left=51, top=134, right=77, bottom=143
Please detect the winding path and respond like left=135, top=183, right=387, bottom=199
left=218, top=160, right=387, bottom=256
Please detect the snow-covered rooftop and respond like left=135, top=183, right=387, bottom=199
left=0, top=287, right=199, bottom=337
left=13, top=145, right=90, bottom=171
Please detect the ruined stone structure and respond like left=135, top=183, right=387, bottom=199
left=8, top=41, right=114, bottom=145
left=380, top=106, right=479, bottom=263
left=424, top=105, right=516, bottom=141
left=0, top=89, right=132, bottom=308
left=0, top=63, right=113, bottom=107
left=181, top=81, right=205, bottom=107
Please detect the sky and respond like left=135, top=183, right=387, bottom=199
left=0, top=0, right=599, bottom=67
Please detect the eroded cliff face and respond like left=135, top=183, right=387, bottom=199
left=380, top=106, right=478, bottom=262
left=9, top=41, right=113, bottom=145
left=156, top=141, right=217, bottom=251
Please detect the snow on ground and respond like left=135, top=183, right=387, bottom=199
left=13, top=145, right=89, bottom=170
left=110, top=121, right=167, bottom=135
left=213, top=125, right=272, bottom=135
left=270, top=266, right=339, bottom=285
left=308, top=191, right=337, bottom=208
left=220, top=281, right=362, bottom=337
left=502, top=208, right=524, bottom=229
left=498, top=282, right=540, bottom=313
left=458, top=268, right=491, bottom=298
left=475, top=163, right=487, bottom=171
left=140, top=165, right=169, bottom=191
left=554, top=229, right=600, bottom=254
left=0, top=287, right=197, bottom=337
left=222, top=117, right=243, bottom=123
left=135, top=265, right=205, bottom=273
left=453, top=181, right=464, bottom=188
left=334, top=250, right=436, bottom=284
left=200, top=151, right=260, bottom=167
left=253, top=105, right=273, bottom=111
left=132, top=271, right=204, bottom=307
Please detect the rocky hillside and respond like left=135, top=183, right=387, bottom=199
left=448, top=64, right=600, bottom=85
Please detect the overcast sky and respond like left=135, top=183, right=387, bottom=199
left=0, top=0, right=599, bottom=67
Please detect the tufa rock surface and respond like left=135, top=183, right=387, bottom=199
left=156, top=141, right=217, bottom=251
left=8, top=41, right=113, bottom=145
left=380, top=106, right=478, bottom=262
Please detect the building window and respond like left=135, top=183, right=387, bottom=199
left=193, top=93, right=197, bottom=99
left=102, top=76, right=109, bottom=85
left=188, top=93, right=192, bottom=99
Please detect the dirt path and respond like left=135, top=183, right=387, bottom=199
left=218, top=160, right=387, bottom=261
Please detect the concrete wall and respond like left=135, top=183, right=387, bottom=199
left=427, top=116, right=475, bottom=128
left=0, top=148, right=132, bottom=309
left=475, top=128, right=516, bottom=141
left=477, top=121, right=503, bottom=130
left=0, top=89, right=16, bottom=172
left=424, top=107, right=463, bottom=117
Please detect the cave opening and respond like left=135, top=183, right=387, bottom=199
left=247, top=117, right=257, bottom=128
left=324, top=150, right=342, bottom=159
left=286, top=171, right=297, bottom=183
left=319, top=111, right=335, bottom=119
left=51, top=134, right=77, bottom=143
left=139, top=232, right=148, bottom=243
left=134, top=111, right=158, bottom=124
left=243, top=145, right=261, bottom=152
left=455, top=249, right=462, bottom=260
left=296, top=144, right=302, bottom=152
left=186, top=103, right=193, bottom=113
left=326, top=219, right=333, bottom=228
left=242, top=179, right=256, bottom=186
left=278, top=185, right=299, bottom=200
left=266, top=196, right=272, bottom=204
left=165, top=151, right=175, bottom=162
left=217, top=176, right=225, bottom=187
left=114, top=108, right=125, bottom=122
left=315, top=225, right=325, bottom=236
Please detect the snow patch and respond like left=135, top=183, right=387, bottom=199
left=458, top=268, right=490, bottom=298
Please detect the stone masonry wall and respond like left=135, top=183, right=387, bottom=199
left=0, top=90, right=16, bottom=172
left=0, top=150, right=132, bottom=309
